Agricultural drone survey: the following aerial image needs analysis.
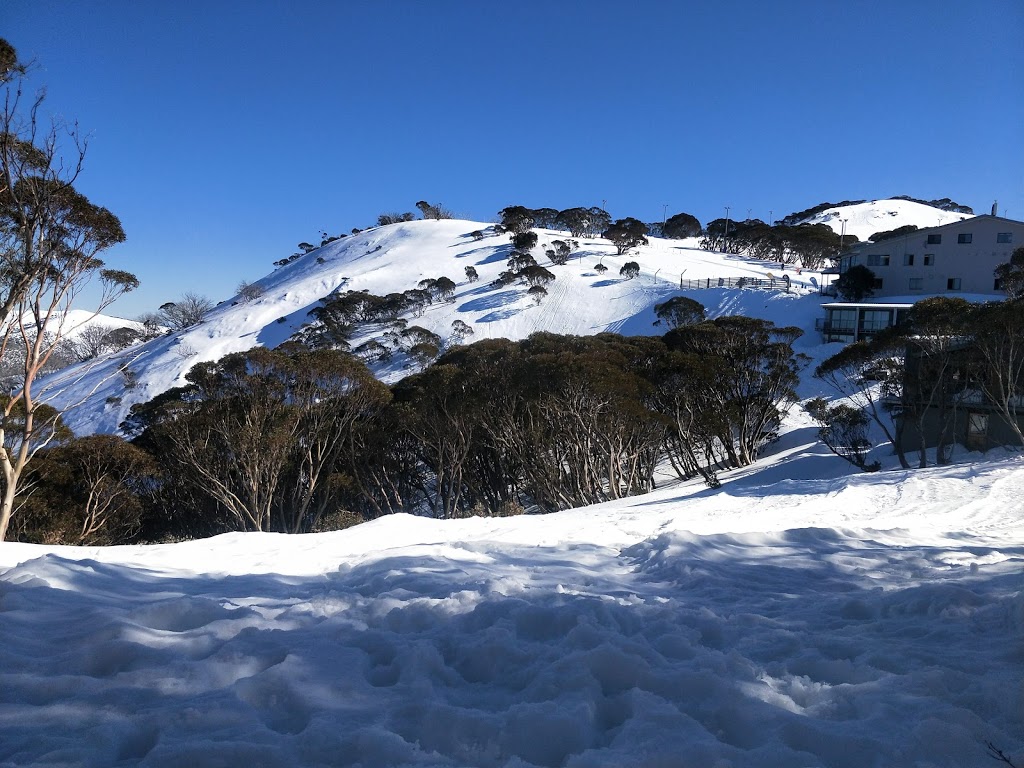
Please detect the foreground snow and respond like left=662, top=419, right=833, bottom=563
left=1, top=447, right=1021, bottom=767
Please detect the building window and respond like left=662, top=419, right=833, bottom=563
left=967, top=412, right=989, bottom=450
left=923, top=254, right=935, bottom=266
left=947, top=277, right=962, bottom=290
left=867, top=254, right=890, bottom=266
left=909, top=277, right=923, bottom=290
left=957, top=233, right=972, bottom=244
left=860, top=309, right=892, bottom=333
left=997, top=232, right=1013, bottom=244
left=826, top=309, right=857, bottom=337
left=903, top=254, right=914, bottom=266
left=927, top=234, right=942, bottom=244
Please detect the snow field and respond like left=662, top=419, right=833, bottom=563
left=1, top=453, right=1021, bottom=767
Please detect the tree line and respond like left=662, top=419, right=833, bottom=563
left=9, top=308, right=805, bottom=544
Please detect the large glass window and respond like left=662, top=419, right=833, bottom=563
left=927, top=234, right=942, bottom=244
left=957, top=233, right=972, bottom=244
left=924, top=254, right=935, bottom=266
left=860, top=309, right=892, bottom=333
left=908, top=277, right=923, bottom=289
left=903, top=254, right=914, bottom=266
left=867, top=254, right=890, bottom=266
left=947, top=277, right=962, bottom=290
left=997, top=232, right=1013, bottom=244
left=828, top=309, right=857, bottom=331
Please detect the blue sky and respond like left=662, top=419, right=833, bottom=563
left=6, top=0, right=1023, bottom=318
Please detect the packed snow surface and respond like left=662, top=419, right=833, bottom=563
left=1, top=450, right=1022, bottom=767
left=798, top=199, right=971, bottom=241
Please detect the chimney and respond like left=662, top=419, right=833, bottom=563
left=992, top=200, right=998, bottom=216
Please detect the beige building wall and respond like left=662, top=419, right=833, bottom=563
left=838, top=215, right=1023, bottom=298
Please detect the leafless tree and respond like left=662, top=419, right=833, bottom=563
left=158, top=292, right=214, bottom=330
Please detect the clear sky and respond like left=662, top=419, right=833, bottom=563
left=6, top=0, right=1023, bottom=318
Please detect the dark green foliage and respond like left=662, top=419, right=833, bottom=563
left=464, top=265, right=479, bottom=283
left=603, top=218, right=649, bottom=255
left=556, top=207, right=610, bottom=238
left=416, top=200, right=451, bottom=220
left=779, top=200, right=866, bottom=226
left=555, top=207, right=591, bottom=237
left=126, top=347, right=390, bottom=534
left=654, top=296, right=706, bottom=328
left=994, top=247, right=1024, bottom=299
left=548, top=240, right=572, bottom=265
left=662, top=212, right=702, bottom=239
left=619, top=261, right=640, bottom=279
left=377, top=212, right=415, bottom=226
left=527, top=285, right=547, bottom=304
left=507, top=251, right=537, bottom=272
left=126, top=318, right=805, bottom=529
left=13, top=435, right=157, bottom=544
left=805, top=398, right=880, bottom=471
left=869, top=224, right=918, bottom=242
left=0, top=38, right=25, bottom=84
left=891, top=195, right=973, bottom=214
left=498, top=206, right=534, bottom=235
left=834, top=265, right=877, bottom=301
left=662, top=316, right=804, bottom=469
left=520, top=264, right=555, bottom=287
left=511, top=231, right=538, bottom=251
left=530, top=207, right=559, bottom=228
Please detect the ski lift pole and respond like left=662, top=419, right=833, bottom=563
left=679, top=269, right=686, bottom=289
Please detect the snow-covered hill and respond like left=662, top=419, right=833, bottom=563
left=41, top=220, right=831, bottom=435
left=797, top=198, right=972, bottom=241
left=38, top=199, right=977, bottom=436
left=48, top=309, right=145, bottom=340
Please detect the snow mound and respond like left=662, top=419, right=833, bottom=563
left=798, top=198, right=971, bottom=241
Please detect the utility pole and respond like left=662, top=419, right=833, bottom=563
left=662, top=204, right=668, bottom=226
left=769, top=210, right=773, bottom=226
left=724, top=206, right=731, bottom=253
left=839, top=218, right=848, bottom=253
left=747, top=208, right=752, bottom=221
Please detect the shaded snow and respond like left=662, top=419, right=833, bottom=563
left=1, top=451, right=1022, bottom=767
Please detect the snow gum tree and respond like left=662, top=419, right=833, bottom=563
left=125, top=346, right=390, bottom=533
left=0, top=39, right=139, bottom=541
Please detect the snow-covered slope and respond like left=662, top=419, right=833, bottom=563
left=41, top=220, right=830, bottom=435
left=798, top=198, right=972, bottom=241
left=49, top=309, right=145, bottom=339
left=37, top=201, right=977, bottom=436
left=1, top=446, right=1020, bottom=766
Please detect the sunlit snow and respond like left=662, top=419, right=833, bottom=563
left=5, top=198, right=1019, bottom=767
left=1, top=450, right=1021, bottom=766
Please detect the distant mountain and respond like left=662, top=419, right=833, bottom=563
left=792, top=198, right=972, bottom=241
